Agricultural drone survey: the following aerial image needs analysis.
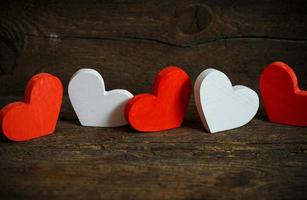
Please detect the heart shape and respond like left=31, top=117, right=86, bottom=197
left=0, top=73, right=63, bottom=141
left=68, top=68, right=133, bottom=127
left=125, top=66, right=192, bottom=132
left=194, top=68, right=259, bottom=133
left=260, top=61, right=307, bottom=126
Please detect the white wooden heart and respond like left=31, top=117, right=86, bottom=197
left=194, top=68, right=259, bottom=133
left=68, top=68, right=133, bottom=127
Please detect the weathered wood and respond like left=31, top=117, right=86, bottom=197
left=1, top=0, right=307, bottom=44
left=0, top=117, right=307, bottom=199
left=0, top=96, right=307, bottom=199
left=0, top=35, right=307, bottom=97
left=0, top=0, right=307, bottom=199
left=0, top=0, right=307, bottom=96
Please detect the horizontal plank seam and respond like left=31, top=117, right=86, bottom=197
left=24, top=33, right=307, bottom=48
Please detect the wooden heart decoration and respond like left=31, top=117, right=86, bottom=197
left=125, top=66, right=192, bottom=132
left=68, top=68, right=133, bottom=127
left=260, top=61, right=307, bottom=126
left=194, top=68, right=259, bottom=133
left=0, top=73, right=63, bottom=141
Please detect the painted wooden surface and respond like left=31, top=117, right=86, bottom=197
left=1, top=0, right=307, bottom=96
left=0, top=0, right=307, bottom=199
left=0, top=73, right=63, bottom=141
left=260, top=62, right=307, bottom=126
left=194, top=68, right=259, bottom=133
left=0, top=98, right=307, bottom=199
left=125, top=66, right=191, bottom=132
left=69, top=68, right=133, bottom=127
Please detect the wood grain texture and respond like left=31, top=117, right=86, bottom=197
left=0, top=110, right=307, bottom=199
left=0, top=0, right=307, bottom=96
left=0, top=96, right=307, bottom=199
left=0, top=0, right=307, bottom=199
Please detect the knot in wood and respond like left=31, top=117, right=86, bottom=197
left=175, top=4, right=212, bottom=35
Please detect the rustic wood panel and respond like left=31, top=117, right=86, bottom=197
left=0, top=118, right=307, bottom=200
left=0, top=35, right=307, bottom=97
left=0, top=0, right=307, bottom=199
left=0, top=0, right=307, bottom=96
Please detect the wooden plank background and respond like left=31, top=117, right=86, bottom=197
left=0, top=0, right=307, bottom=199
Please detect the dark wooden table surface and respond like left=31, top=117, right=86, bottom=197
left=0, top=1, right=307, bottom=199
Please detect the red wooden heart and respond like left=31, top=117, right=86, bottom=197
left=125, top=66, right=192, bottom=132
left=0, top=73, right=63, bottom=141
left=260, top=61, right=307, bottom=126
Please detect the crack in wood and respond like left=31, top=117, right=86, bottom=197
left=23, top=33, right=307, bottom=48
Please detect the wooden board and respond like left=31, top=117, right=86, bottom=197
left=0, top=107, right=307, bottom=199
left=0, top=97, right=307, bottom=199
left=0, top=0, right=307, bottom=199
left=0, top=0, right=307, bottom=96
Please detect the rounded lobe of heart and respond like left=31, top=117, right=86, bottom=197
left=195, top=69, right=259, bottom=133
left=260, top=61, right=307, bottom=126
left=68, top=68, right=133, bottom=127
left=125, top=66, right=192, bottom=132
left=0, top=73, right=63, bottom=141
